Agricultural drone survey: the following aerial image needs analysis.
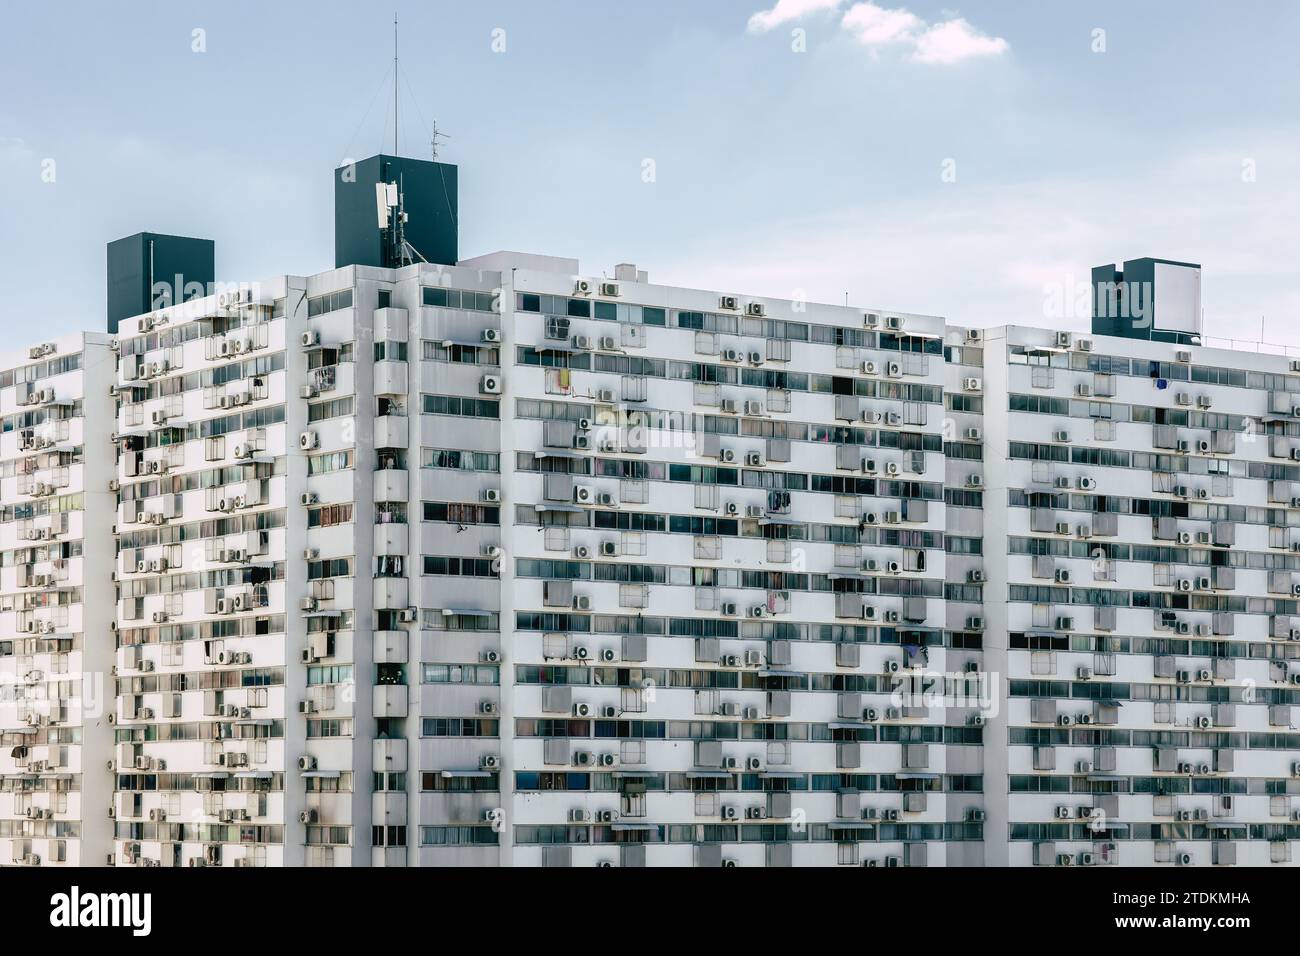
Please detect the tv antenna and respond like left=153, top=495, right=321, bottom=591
left=431, top=119, right=450, bottom=161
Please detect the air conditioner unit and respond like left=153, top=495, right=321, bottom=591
left=573, top=279, right=592, bottom=295
left=482, top=328, right=502, bottom=343
left=301, top=331, right=319, bottom=348
left=746, top=302, right=765, bottom=317
left=480, top=375, right=502, bottom=394
left=966, top=474, right=983, bottom=488
left=963, top=378, right=982, bottom=391
left=299, top=431, right=319, bottom=450
left=719, top=295, right=739, bottom=311
left=483, top=489, right=501, bottom=503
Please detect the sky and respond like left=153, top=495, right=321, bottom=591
left=3, top=0, right=1300, bottom=346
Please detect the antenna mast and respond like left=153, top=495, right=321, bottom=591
left=393, top=13, right=399, bottom=156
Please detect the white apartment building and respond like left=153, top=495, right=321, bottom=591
left=91, top=253, right=977, bottom=868
left=975, top=323, right=1300, bottom=868
left=0, top=333, right=117, bottom=867
left=3, top=243, right=1298, bottom=867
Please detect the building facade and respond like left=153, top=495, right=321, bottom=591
left=2, top=253, right=1299, bottom=866
left=0, top=333, right=117, bottom=867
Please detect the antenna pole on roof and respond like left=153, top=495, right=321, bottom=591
left=393, top=13, right=399, bottom=156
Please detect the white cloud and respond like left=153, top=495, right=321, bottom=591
left=749, top=1, right=1010, bottom=64
left=747, top=0, right=843, bottom=33
left=911, top=17, right=1010, bottom=64
left=840, top=2, right=922, bottom=48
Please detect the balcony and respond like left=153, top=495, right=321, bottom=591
left=373, top=630, right=408, bottom=664
left=374, top=522, right=407, bottom=555
left=372, top=792, right=408, bottom=827
left=373, top=737, right=406, bottom=773
left=374, top=576, right=409, bottom=610
left=373, top=684, right=409, bottom=719
left=372, top=847, right=407, bottom=867
left=374, top=469, right=408, bottom=502
left=374, top=415, right=407, bottom=450
left=374, top=361, right=407, bottom=397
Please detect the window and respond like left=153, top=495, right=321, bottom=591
left=423, top=287, right=497, bottom=312
left=422, top=394, right=499, bottom=418
left=307, top=288, right=353, bottom=316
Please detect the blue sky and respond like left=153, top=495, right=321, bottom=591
left=3, top=0, right=1300, bottom=345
